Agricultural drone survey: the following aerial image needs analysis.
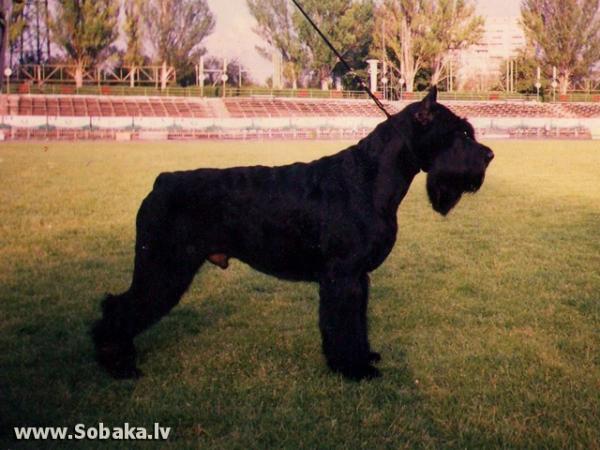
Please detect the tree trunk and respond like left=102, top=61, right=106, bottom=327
left=430, top=58, right=444, bottom=87
left=19, top=24, right=23, bottom=64
left=45, top=0, right=50, bottom=61
left=402, top=53, right=418, bottom=93
left=0, top=0, right=8, bottom=89
left=559, top=72, right=570, bottom=95
left=320, top=67, right=330, bottom=91
left=404, top=74, right=415, bottom=93
left=35, top=0, right=41, bottom=63
left=75, top=63, right=84, bottom=88
left=400, top=18, right=419, bottom=93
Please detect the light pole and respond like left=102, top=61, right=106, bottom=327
left=535, top=66, right=541, bottom=102
left=381, top=76, right=388, bottom=100
left=4, top=67, right=11, bottom=94
left=366, top=59, right=379, bottom=93
left=551, top=66, right=557, bottom=102
left=221, top=74, right=228, bottom=97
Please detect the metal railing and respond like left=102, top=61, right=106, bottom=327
left=4, top=82, right=600, bottom=103
left=4, top=84, right=372, bottom=99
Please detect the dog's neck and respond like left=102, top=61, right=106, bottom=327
left=355, top=125, right=422, bottom=217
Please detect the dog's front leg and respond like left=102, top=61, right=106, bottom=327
left=318, top=272, right=381, bottom=381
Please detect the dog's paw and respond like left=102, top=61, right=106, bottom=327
left=98, top=353, right=143, bottom=380
left=95, top=341, right=141, bottom=380
left=339, top=364, right=382, bottom=382
left=368, top=351, right=382, bottom=363
left=108, top=364, right=143, bottom=380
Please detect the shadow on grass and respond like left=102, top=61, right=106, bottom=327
left=0, top=241, right=240, bottom=436
left=0, top=234, right=438, bottom=449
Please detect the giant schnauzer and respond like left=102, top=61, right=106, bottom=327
left=92, top=87, right=494, bottom=381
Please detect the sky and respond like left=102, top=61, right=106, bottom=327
left=204, top=0, right=523, bottom=84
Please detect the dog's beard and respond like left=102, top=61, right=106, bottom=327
left=426, top=163, right=486, bottom=216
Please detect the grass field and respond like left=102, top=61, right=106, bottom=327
left=1, top=139, right=599, bottom=449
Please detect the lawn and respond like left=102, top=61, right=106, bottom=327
left=0, top=139, right=599, bottom=449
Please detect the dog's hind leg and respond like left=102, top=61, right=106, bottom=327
left=319, top=271, right=381, bottom=381
left=92, top=189, right=205, bottom=379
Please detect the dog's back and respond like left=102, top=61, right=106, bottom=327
left=147, top=147, right=369, bottom=281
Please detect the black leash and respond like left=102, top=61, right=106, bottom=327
left=290, top=0, right=428, bottom=171
left=290, top=0, right=393, bottom=120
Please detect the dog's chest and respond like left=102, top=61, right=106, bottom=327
left=364, top=218, right=398, bottom=272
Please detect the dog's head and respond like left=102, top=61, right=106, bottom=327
left=406, top=86, right=494, bottom=215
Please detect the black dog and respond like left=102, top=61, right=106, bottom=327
left=92, top=87, right=493, bottom=381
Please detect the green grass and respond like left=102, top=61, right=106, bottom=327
left=1, top=140, right=599, bottom=449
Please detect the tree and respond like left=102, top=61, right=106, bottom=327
left=3, top=0, right=54, bottom=68
left=51, top=0, right=119, bottom=87
left=247, top=0, right=306, bottom=88
left=521, top=0, right=600, bottom=94
left=373, top=0, right=483, bottom=92
left=294, top=0, right=374, bottom=89
left=24, top=0, right=51, bottom=64
left=7, top=0, right=26, bottom=66
left=144, top=0, right=215, bottom=83
left=423, top=0, right=483, bottom=85
left=373, top=0, right=428, bottom=93
left=123, top=0, right=145, bottom=67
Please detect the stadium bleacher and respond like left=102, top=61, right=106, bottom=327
left=2, top=94, right=600, bottom=141
left=556, top=103, right=600, bottom=119
left=13, top=95, right=216, bottom=118
left=7, top=94, right=600, bottom=119
left=223, top=98, right=388, bottom=118
left=446, top=102, right=561, bottom=118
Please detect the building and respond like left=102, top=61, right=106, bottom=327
left=455, top=16, right=526, bottom=91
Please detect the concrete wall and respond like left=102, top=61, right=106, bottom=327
left=2, top=115, right=600, bottom=139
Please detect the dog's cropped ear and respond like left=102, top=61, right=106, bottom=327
left=415, top=85, right=438, bottom=126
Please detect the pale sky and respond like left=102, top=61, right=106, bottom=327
left=204, top=0, right=523, bottom=84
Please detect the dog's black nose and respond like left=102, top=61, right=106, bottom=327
left=485, top=149, right=494, bottom=163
